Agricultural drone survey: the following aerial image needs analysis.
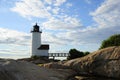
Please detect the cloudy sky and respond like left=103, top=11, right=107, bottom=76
left=0, top=0, right=120, bottom=59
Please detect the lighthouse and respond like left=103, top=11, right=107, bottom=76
left=31, top=23, right=49, bottom=57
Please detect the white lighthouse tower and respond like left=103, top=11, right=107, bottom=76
left=31, top=23, right=49, bottom=57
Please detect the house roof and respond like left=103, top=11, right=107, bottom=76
left=38, top=44, right=49, bottom=50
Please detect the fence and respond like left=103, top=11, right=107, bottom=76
left=49, top=53, right=69, bottom=59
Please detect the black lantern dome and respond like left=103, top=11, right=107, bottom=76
left=31, top=23, right=42, bottom=33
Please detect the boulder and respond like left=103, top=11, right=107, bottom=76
left=43, top=61, right=69, bottom=69
left=0, top=59, right=76, bottom=80
left=64, top=46, right=120, bottom=79
left=18, top=57, right=53, bottom=64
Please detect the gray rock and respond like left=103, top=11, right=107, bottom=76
left=43, top=62, right=69, bottom=69
left=0, top=59, right=76, bottom=80
left=64, top=46, right=120, bottom=79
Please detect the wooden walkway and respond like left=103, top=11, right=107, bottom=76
left=49, top=53, right=69, bottom=59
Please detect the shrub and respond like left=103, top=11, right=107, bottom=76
left=31, top=55, right=40, bottom=60
left=84, top=51, right=90, bottom=56
left=99, top=34, right=120, bottom=49
left=67, top=49, right=84, bottom=60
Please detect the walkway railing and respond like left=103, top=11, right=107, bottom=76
left=49, top=53, right=69, bottom=59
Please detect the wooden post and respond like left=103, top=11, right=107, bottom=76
left=53, top=56, right=55, bottom=60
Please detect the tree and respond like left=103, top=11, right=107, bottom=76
left=84, top=51, right=90, bottom=56
left=99, top=34, right=120, bottom=49
left=67, top=49, right=84, bottom=60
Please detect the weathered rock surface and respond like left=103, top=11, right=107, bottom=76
left=0, top=59, right=76, bottom=80
left=43, top=62, right=69, bottom=69
left=74, top=76, right=114, bottom=80
left=64, top=46, right=120, bottom=79
left=18, top=57, right=57, bottom=64
left=1, top=46, right=120, bottom=80
left=43, top=46, right=120, bottom=79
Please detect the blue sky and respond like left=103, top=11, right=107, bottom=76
left=0, top=0, right=120, bottom=59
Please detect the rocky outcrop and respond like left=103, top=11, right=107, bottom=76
left=64, top=46, right=120, bottom=79
left=17, top=57, right=57, bottom=64
left=43, top=46, right=120, bottom=79
left=0, top=59, right=76, bottom=80
left=43, top=61, right=69, bottom=69
left=1, top=46, right=120, bottom=80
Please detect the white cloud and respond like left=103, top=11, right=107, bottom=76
left=43, top=0, right=120, bottom=51
left=65, top=0, right=120, bottom=45
left=44, top=0, right=67, bottom=6
left=9, top=0, right=120, bottom=52
left=0, top=28, right=31, bottom=58
left=44, top=0, right=52, bottom=5
left=54, top=0, right=66, bottom=6
left=42, top=32, right=69, bottom=45
left=42, top=16, right=82, bottom=30
left=90, top=0, right=120, bottom=28
left=0, top=27, right=30, bottom=46
left=11, top=0, right=67, bottom=19
left=52, top=7, right=60, bottom=14
left=66, top=3, right=72, bottom=7
left=46, top=6, right=52, bottom=10
left=11, top=0, right=51, bottom=18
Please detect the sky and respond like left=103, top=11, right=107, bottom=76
left=0, top=0, right=120, bottom=59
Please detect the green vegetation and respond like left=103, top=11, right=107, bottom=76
left=67, top=49, right=90, bottom=60
left=31, top=55, right=40, bottom=60
left=99, top=34, right=120, bottom=49
left=31, top=55, right=49, bottom=60
left=84, top=51, right=90, bottom=56
left=38, top=64, right=44, bottom=67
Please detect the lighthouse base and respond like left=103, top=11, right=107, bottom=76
left=31, top=55, right=49, bottom=60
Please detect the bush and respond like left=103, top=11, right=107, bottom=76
left=84, top=51, right=90, bottom=56
left=31, top=55, right=40, bottom=60
left=67, top=49, right=85, bottom=60
left=31, top=55, right=49, bottom=60
left=99, top=34, right=120, bottom=49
